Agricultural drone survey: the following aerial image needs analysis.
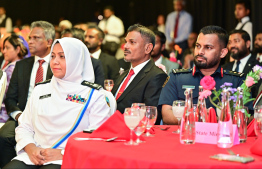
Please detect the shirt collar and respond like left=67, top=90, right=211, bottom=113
left=154, top=56, right=163, bottom=66
left=130, top=59, right=150, bottom=75
left=90, top=49, right=101, bottom=59
left=34, top=54, right=51, bottom=64
left=236, top=53, right=251, bottom=63
left=193, top=65, right=223, bottom=77
left=240, top=16, right=250, bottom=24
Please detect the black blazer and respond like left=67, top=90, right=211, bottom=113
left=99, top=52, right=120, bottom=81
left=112, top=59, right=168, bottom=125
left=4, top=56, right=53, bottom=114
left=91, top=57, right=105, bottom=86
left=222, top=54, right=261, bottom=75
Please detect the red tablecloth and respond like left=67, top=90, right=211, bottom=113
left=62, top=125, right=262, bottom=169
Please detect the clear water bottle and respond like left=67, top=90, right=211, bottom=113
left=233, top=87, right=247, bottom=143
left=196, top=86, right=208, bottom=122
left=180, top=88, right=195, bottom=144
left=217, top=89, right=233, bottom=148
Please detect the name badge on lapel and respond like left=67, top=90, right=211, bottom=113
left=182, top=85, right=195, bottom=90
left=39, top=94, right=51, bottom=100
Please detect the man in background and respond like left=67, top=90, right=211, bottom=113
left=0, top=7, right=12, bottom=33
left=253, top=31, right=262, bottom=62
left=165, top=0, right=192, bottom=60
left=98, top=5, right=124, bottom=56
left=85, top=25, right=120, bottom=82
left=235, top=0, right=253, bottom=50
left=152, top=30, right=180, bottom=75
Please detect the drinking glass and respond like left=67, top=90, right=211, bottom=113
left=104, top=79, right=114, bottom=92
left=233, top=106, right=248, bottom=143
left=144, top=106, right=158, bottom=137
left=172, top=100, right=185, bottom=134
left=132, top=103, right=146, bottom=143
left=254, top=105, right=262, bottom=138
left=124, top=107, right=140, bottom=145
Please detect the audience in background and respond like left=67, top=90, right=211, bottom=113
left=182, top=32, right=197, bottom=68
left=85, top=25, right=120, bottom=82
left=0, top=21, right=54, bottom=168
left=152, top=30, right=180, bottom=75
left=98, top=5, right=125, bottom=56
left=0, top=7, right=12, bottom=33
left=58, top=20, right=72, bottom=32
left=254, top=31, right=262, bottom=62
left=111, top=24, right=168, bottom=125
left=0, top=35, right=28, bottom=123
left=165, top=0, right=192, bottom=60
left=61, top=28, right=105, bottom=86
left=157, top=14, right=165, bottom=33
left=234, top=0, right=253, bottom=50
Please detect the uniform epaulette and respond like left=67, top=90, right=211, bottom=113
left=172, top=68, right=192, bottom=74
left=224, top=70, right=244, bottom=77
left=81, top=81, right=102, bottom=90
left=35, top=79, right=51, bottom=86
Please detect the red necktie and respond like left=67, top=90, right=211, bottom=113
left=116, top=69, right=135, bottom=100
left=2, top=61, right=9, bottom=70
left=35, top=60, right=45, bottom=85
left=173, top=12, right=180, bottom=39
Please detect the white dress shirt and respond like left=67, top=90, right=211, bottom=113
left=10, top=55, right=51, bottom=120
left=98, top=15, right=124, bottom=44
left=256, top=53, right=262, bottom=63
left=90, top=49, right=101, bottom=59
left=232, top=53, right=251, bottom=73
left=115, top=59, right=150, bottom=98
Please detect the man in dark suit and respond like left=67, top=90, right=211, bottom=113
left=85, top=25, right=120, bottom=82
left=0, top=21, right=54, bottom=168
left=111, top=24, right=168, bottom=125
left=222, top=29, right=262, bottom=98
left=222, top=29, right=261, bottom=75
left=61, top=28, right=105, bottom=86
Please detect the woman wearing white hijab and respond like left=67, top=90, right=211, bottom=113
left=4, top=38, right=111, bottom=169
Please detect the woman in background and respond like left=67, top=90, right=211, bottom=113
left=0, top=34, right=28, bottom=122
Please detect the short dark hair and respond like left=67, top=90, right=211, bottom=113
left=104, top=5, right=114, bottom=12
left=199, top=25, right=229, bottom=48
left=127, top=24, right=155, bottom=48
left=236, top=0, right=251, bottom=11
left=153, top=30, right=166, bottom=46
left=229, top=29, right=250, bottom=42
left=256, top=30, right=262, bottom=35
left=88, top=25, right=105, bottom=39
left=61, top=28, right=85, bottom=42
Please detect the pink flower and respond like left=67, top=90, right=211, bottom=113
left=200, top=76, right=216, bottom=90
left=199, top=90, right=212, bottom=100
left=157, top=64, right=167, bottom=73
left=169, top=52, right=177, bottom=63
left=245, top=76, right=255, bottom=87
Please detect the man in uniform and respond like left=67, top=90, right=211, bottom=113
left=158, top=25, right=246, bottom=125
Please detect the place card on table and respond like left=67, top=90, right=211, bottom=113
left=195, top=122, right=240, bottom=145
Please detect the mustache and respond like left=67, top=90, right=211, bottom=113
left=124, top=49, right=131, bottom=54
left=194, top=55, right=207, bottom=60
left=230, top=47, right=238, bottom=51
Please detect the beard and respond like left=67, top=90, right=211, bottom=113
left=230, top=47, right=248, bottom=60
left=253, top=44, right=262, bottom=53
left=194, top=54, right=220, bottom=69
left=151, top=49, right=161, bottom=59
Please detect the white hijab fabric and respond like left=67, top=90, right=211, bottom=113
left=51, top=37, right=94, bottom=83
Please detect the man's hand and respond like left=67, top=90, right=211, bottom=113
left=15, top=113, right=22, bottom=121
left=24, top=143, right=45, bottom=165
left=40, top=148, right=63, bottom=163
left=162, top=104, right=179, bottom=125
left=168, top=42, right=175, bottom=51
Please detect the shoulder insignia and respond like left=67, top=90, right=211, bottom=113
left=81, top=80, right=103, bottom=90
left=172, top=68, right=191, bottom=74
left=35, top=79, right=51, bottom=86
left=162, top=76, right=170, bottom=88
left=224, top=70, right=244, bottom=77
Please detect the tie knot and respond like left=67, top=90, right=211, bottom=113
left=38, top=60, right=45, bottom=65
left=129, top=69, right=134, bottom=76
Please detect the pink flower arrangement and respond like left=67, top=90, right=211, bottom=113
left=199, top=90, right=212, bottom=100
left=169, top=52, right=177, bottom=63
left=200, top=76, right=216, bottom=90
left=157, top=64, right=167, bottom=73
left=245, top=76, right=255, bottom=87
